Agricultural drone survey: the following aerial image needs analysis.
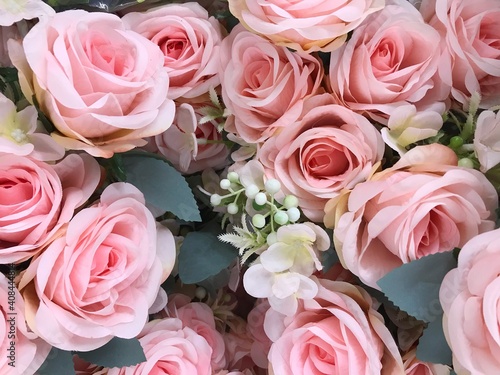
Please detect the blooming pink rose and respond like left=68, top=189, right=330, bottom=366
left=0, top=92, right=65, bottom=161
left=220, top=25, right=324, bottom=143
left=107, top=318, right=212, bottom=375
left=0, top=273, right=51, bottom=375
left=123, top=2, right=224, bottom=100
left=402, top=348, right=450, bottom=375
left=325, top=144, right=498, bottom=288
left=258, top=94, right=384, bottom=222
left=149, top=101, right=229, bottom=174
left=420, top=0, right=500, bottom=107
left=0, top=153, right=100, bottom=264
left=18, top=183, right=176, bottom=351
left=266, top=277, right=404, bottom=375
left=9, top=10, right=175, bottom=158
left=228, top=0, right=385, bottom=53
left=439, top=227, right=500, bottom=375
left=329, top=0, right=448, bottom=123
left=163, top=294, right=226, bottom=371
left=474, top=110, right=500, bottom=172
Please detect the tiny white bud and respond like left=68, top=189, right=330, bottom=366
left=220, top=179, right=231, bottom=190
left=227, top=171, right=239, bottom=183
left=287, top=207, right=301, bottom=222
left=245, top=184, right=260, bottom=199
left=274, top=210, right=289, bottom=225
left=266, top=232, right=278, bottom=246
left=210, top=194, right=222, bottom=206
left=254, top=192, right=268, bottom=206
left=265, top=179, right=281, bottom=195
left=283, top=195, right=299, bottom=209
left=227, top=203, right=239, bottom=215
left=195, top=286, right=207, bottom=300
left=252, top=214, right=266, bottom=228
left=458, top=158, right=474, bottom=169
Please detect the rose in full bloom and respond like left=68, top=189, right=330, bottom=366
left=9, top=10, right=175, bottom=158
left=0, top=153, right=100, bottom=264
left=107, top=318, right=213, bottom=375
left=228, top=0, right=385, bottom=53
left=258, top=94, right=384, bottom=222
left=324, top=144, right=498, bottom=288
left=329, top=0, right=447, bottom=123
left=0, top=273, right=51, bottom=375
left=0, top=92, right=65, bottom=161
left=266, top=277, right=404, bottom=374
left=420, top=0, right=500, bottom=107
left=402, top=348, right=450, bottom=375
left=148, top=101, right=229, bottom=174
left=220, top=25, right=323, bottom=143
left=19, top=183, right=176, bottom=351
left=474, top=110, right=500, bottom=172
left=123, top=2, right=224, bottom=100
left=439, top=227, right=500, bottom=375
left=163, top=294, right=226, bottom=371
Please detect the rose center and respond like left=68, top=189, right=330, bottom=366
left=0, top=178, right=32, bottom=205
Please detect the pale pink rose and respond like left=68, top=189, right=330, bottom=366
left=324, top=144, right=498, bottom=288
left=0, top=25, right=20, bottom=67
left=420, top=0, right=500, bottom=107
left=474, top=110, right=500, bottom=172
left=0, top=273, right=51, bottom=375
left=107, top=318, right=212, bottom=375
left=222, top=316, right=256, bottom=372
left=329, top=0, right=448, bottom=123
left=0, top=153, right=100, bottom=264
left=246, top=299, right=271, bottom=369
left=0, top=0, right=54, bottom=26
left=228, top=0, right=385, bottom=53
left=163, top=294, right=226, bottom=371
left=439, top=227, right=500, bottom=375
left=220, top=25, right=324, bottom=143
left=8, top=10, right=175, bottom=158
left=123, top=2, right=224, bottom=100
left=149, top=101, right=229, bottom=174
left=266, top=277, right=404, bottom=375
left=402, top=348, right=450, bottom=375
left=18, top=183, right=176, bottom=351
left=0, top=92, right=65, bottom=161
left=258, top=94, right=384, bottom=222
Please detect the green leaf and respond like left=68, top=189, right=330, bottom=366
left=36, top=348, right=74, bottom=375
left=178, top=223, right=238, bottom=284
left=416, top=319, right=452, bottom=365
left=75, top=337, right=146, bottom=368
left=377, top=252, right=457, bottom=322
left=122, top=155, right=201, bottom=222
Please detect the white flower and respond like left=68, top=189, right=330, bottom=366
left=474, top=110, right=500, bottom=172
left=0, top=0, right=55, bottom=26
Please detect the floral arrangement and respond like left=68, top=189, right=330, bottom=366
left=1, top=0, right=500, bottom=374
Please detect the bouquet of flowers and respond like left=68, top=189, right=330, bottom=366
left=1, top=0, right=500, bottom=373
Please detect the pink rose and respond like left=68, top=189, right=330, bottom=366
left=220, top=25, right=324, bottom=143
left=246, top=299, right=271, bottom=369
left=258, top=94, right=384, bottom=222
left=402, top=348, right=450, bottom=375
left=18, top=183, right=176, bottom=351
left=0, top=25, right=19, bottom=67
left=164, top=294, right=226, bottom=371
left=9, top=10, right=174, bottom=158
left=439, top=227, right=500, bottom=375
left=329, top=0, right=448, bottom=123
left=474, top=110, right=500, bottom=172
left=325, top=144, right=498, bottom=288
left=123, top=2, right=224, bottom=100
left=420, top=0, right=500, bottom=107
left=0, top=153, right=100, bottom=264
left=228, top=0, right=385, bottom=53
left=107, top=318, right=212, bottom=375
left=266, top=278, right=404, bottom=375
left=149, top=101, right=229, bottom=174
left=0, top=273, right=51, bottom=375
